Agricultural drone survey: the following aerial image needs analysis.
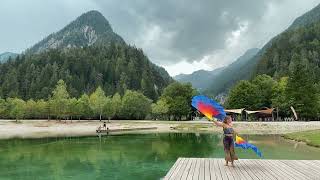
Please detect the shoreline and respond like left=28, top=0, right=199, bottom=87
left=282, top=130, right=320, bottom=148
left=1, top=120, right=320, bottom=140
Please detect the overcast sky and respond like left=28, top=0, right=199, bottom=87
left=1, top=0, right=319, bottom=76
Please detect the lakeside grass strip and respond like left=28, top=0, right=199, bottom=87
left=283, top=129, right=320, bottom=148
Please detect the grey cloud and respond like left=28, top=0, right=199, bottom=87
left=94, top=0, right=273, bottom=64
left=1, top=0, right=320, bottom=68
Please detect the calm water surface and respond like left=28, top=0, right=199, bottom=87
left=0, top=133, right=320, bottom=180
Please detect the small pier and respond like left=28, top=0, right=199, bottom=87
left=164, top=158, right=320, bottom=180
left=96, top=127, right=157, bottom=134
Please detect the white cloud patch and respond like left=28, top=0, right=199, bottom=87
left=163, top=59, right=211, bottom=76
left=0, top=0, right=320, bottom=76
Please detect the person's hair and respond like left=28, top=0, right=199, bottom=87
left=223, top=116, right=232, bottom=124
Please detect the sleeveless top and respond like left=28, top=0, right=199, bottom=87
left=223, top=127, right=234, bottom=135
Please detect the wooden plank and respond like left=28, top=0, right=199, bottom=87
left=186, top=158, right=197, bottom=180
left=181, top=158, right=193, bottom=180
left=297, top=160, right=320, bottom=173
left=170, top=158, right=186, bottom=179
left=264, top=160, right=298, bottom=180
left=96, top=127, right=157, bottom=133
left=204, top=158, right=211, bottom=180
left=279, top=160, right=312, bottom=179
left=164, top=158, right=181, bottom=180
left=236, top=160, right=258, bottom=180
left=214, top=158, right=227, bottom=180
left=199, top=158, right=205, bottom=180
left=218, top=159, right=235, bottom=180
left=209, top=159, right=218, bottom=180
left=263, top=159, right=291, bottom=179
left=193, top=158, right=201, bottom=180
left=238, top=160, right=261, bottom=180
left=293, top=160, right=320, bottom=178
left=272, top=159, right=308, bottom=180
left=175, top=158, right=190, bottom=179
left=282, top=160, right=320, bottom=179
left=310, top=160, right=320, bottom=166
left=243, top=159, right=272, bottom=180
left=238, top=160, right=258, bottom=180
left=251, top=159, right=278, bottom=180
left=227, top=161, right=242, bottom=180
left=179, top=158, right=190, bottom=179
left=164, top=158, right=320, bottom=180
left=298, top=160, right=320, bottom=175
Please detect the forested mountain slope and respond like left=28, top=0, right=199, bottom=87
left=174, top=67, right=224, bottom=91
left=205, top=48, right=259, bottom=95
left=0, top=11, right=173, bottom=100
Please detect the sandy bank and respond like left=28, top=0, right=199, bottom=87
left=0, top=120, right=320, bottom=139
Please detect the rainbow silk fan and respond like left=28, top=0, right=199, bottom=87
left=191, top=95, right=226, bottom=121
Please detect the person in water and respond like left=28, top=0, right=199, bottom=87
left=213, top=116, right=238, bottom=166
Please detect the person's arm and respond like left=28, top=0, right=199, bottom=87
left=213, top=120, right=225, bottom=127
left=233, top=128, right=238, bottom=136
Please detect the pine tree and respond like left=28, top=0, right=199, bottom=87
left=286, top=54, right=319, bottom=120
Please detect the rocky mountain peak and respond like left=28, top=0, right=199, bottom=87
left=27, top=10, right=124, bottom=54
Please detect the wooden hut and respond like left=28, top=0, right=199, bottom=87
left=245, top=108, right=276, bottom=121
left=225, top=108, right=245, bottom=121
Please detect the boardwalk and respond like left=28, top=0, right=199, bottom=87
left=96, top=127, right=157, bottom=133
left=164, top=158, right=320, bottom=180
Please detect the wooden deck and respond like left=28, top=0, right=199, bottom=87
left=164, top=158, right=320, bottom=180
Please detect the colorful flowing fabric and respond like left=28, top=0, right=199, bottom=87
left=191, top=95, right=226, bottom=121
left=235, top=135, right=262, bottom=158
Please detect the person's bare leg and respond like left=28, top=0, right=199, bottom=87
left=224, top=160, right=228, bottom=166
left=231, top=160, right=234, bottom=167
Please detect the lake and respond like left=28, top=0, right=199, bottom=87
left=0, top=133, right=320, bottom=180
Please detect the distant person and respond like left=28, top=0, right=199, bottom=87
left=213, top=116, right=238, bottom=167
left=103, top=122, right=106, bottom=130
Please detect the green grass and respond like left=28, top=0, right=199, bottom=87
left=283, top=130, right=320, bottom=148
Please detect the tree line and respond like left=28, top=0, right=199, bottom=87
left=0, top=80, right=196, bottom=121
left=226, top=53, right=319, bottom=120
left=225, top=19, right=320, bottom=121
left=0, top=43, right=172, bottom=101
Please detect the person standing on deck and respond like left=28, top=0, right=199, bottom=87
left=213, top=116, right=238, bottom=167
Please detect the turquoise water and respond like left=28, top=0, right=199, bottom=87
left=0, top=133, right=320, bottom=180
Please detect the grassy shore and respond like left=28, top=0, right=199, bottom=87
left=283, top=129, right=320, bottom=148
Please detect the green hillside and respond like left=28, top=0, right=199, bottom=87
left=0, top=11, right=173, bottom=100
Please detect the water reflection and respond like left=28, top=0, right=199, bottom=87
left=0, top=133, right=319, bottom=180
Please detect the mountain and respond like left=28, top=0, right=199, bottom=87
left=174, top=67, right=225, bottom=91
left=207, top=3, right=320, bottom=96
left=205, top=48, right=260, bottom=95
left=0, top=11, right=172, bottom=100
left=0, top=52, right=18, bottom=63
left=27, top=10, right=124, bottom=54
left=254, top=3, right=320, bottom=79
left=288, top=3, right=320, bottom=30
